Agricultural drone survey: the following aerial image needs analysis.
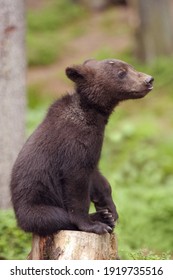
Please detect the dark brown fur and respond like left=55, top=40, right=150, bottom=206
left=10, top=59, right=154, bottom=236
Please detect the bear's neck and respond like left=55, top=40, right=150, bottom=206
left=69, top=93, right=108, bottom=128
left=76, top=89, right=119, bottom=123
left=66, top=93, right=108, bottom=129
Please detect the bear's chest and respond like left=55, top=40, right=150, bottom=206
left=77, top=128, right=104, bottom=168
left=54, top=121, right=105, bottom=172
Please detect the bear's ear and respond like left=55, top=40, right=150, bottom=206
left=65, top=66, right=84, bottom=83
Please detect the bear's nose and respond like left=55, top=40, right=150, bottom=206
left=145, top=76, right=154, bottom=87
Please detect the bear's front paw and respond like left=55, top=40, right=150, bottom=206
left=77, top=220, right=113, bottom=234
left=91, top=221, right=113, bottom=234
left=90, top=209, right=115, bottom=229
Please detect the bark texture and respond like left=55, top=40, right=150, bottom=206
left=28, top=231, right=119, bottom=260
left=0, top=0, right=26, bottom=208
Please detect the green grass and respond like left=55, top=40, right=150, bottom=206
left=28, top=0, right=85, bottom=32
left=100, top=111, right=173, bottom=259
left=27, top=0, right=87, bottom=66
left=26, top=84, right=54, bottom=136
left=0, top=210, right=31, bottom=260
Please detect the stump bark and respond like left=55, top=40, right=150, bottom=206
left=28, top=230, right=119, bottom=260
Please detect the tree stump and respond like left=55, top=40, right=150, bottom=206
left=28, top=231, right=119, bottom=260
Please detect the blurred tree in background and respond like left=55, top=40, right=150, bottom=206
left=129, top=0, right=173, bottom=62
left=0, top=0, right=26, bottom=209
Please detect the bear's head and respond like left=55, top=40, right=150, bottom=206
left=66, top=59, right=154, bottom=115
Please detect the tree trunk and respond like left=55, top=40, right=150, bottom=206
left=28, top=231, right=119, bottom=260
left=128, top=0, right=173, bottom=62
left=0, top=0, right=26, bottom=208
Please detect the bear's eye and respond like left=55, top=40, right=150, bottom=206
left=118, top=70, right=127, bottom=79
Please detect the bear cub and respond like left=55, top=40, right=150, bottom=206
left=10, top=59, right=154, bottom=236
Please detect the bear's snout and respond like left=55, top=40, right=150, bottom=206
left=144, top=76, right=154, bottom=90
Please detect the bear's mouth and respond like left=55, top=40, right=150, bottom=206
left=147, top=85, right=153, bottom=91
left=142, top=87, right=153, bottom=94
left=129, top=87, right=153, bottom=99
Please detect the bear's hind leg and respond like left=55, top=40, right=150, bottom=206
left=15, top=204, right=77, bottom=236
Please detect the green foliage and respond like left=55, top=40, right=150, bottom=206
left=27, top=0, right=87, bottom=66
left=100, top=96, right=173, bottom=259
left=129, top=250, right=171, bottom=260
left=0, top=210, right=31, bottom=260
left=27, top=85, right=53, bottom=136
left=27, top=32, right=61, bottom=66
left=28, top=0, right=85, bottom=32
